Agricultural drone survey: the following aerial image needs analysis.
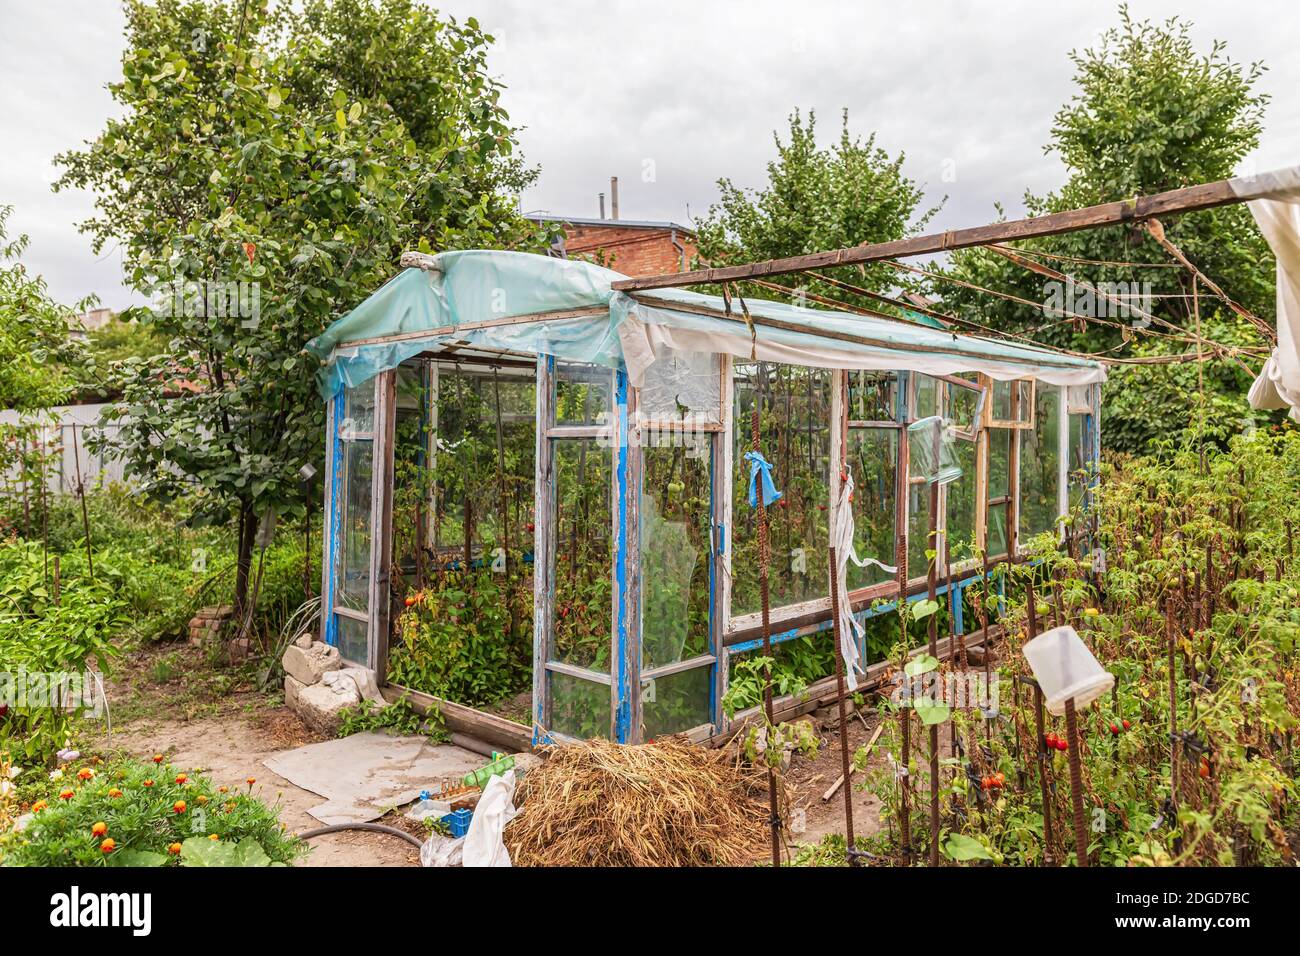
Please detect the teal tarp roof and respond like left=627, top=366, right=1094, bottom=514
left=305, top=250, right=1105, bottom=399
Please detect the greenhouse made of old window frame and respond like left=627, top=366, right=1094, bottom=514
left=305, top=248, right=1105, bottom=749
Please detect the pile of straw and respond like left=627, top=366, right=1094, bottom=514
left=504, top=738, right=770, bottom=867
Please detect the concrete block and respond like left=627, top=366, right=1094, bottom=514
left=282, top=641, right=342, bottom=686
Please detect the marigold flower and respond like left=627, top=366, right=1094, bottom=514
left=100, top=838, right=116, bottom=854
left=142, top=779, right=154, bottom=787
left=77, top=767, right=94, bottom=780
left=108, top=788, right=122, bottom=798
left=175, top=773, right=188, bottom=785
left=173, top=800, right=187, bottom=814
left=196, top=795, right=208, bottom=805
left=217, top=786, right=228, bottom=794
left=208, top=833, right=220, bottom=841
left=246, top=777, right=256, bottom=786
left=59, top=788, right=74, bottom=800
left=152, top=754, right=163, bottom=764
left=31, top=800, right=47, bottom=812
left=91, top=822, right=108, bottom=837
left=168, top=842, right=182, bottom=855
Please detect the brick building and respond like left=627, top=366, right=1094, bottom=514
left=526, top=214, right=697, bottom=277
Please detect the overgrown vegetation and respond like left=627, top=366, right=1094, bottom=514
left=857, top=427, right=1300, bottom=866
left=0, top=756, right=304, bottom=866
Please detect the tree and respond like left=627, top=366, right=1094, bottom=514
left=694, top=109, right=941, bottom=308
left=937, top=6, right=1275, bottom=453
left=0, top=206, right=85, bottom=412
left=54, top=0, right=552, bottom=614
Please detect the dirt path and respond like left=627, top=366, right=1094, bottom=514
left=92, top=642, right=422, bottom=867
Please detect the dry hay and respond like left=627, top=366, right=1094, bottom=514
left=504, top=738, right=770, bottom=867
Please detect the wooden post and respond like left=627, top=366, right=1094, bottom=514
left=927, top=479, right=940, bottom=867
left=896, top=392, right=912, bottom=859
left=1026, top=584, right=1055, bottom=864
left=70, top=425, right=94, bottom=582
left=828, top=545, right=857, bottom=864
left=1063, top=697, right=1088, bottom=866
left=751, top=404, right=783, bottom=869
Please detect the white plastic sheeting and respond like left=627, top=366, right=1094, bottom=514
left=830, top=472, right=897, bottom=690
left=309, top=250, right=1107, bottom=398
left=1240, top=168, right=1300, bottom=420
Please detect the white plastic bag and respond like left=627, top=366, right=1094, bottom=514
left=419, top=832, right=464, bottom=867
left=461, top=769, right=518, bottom=867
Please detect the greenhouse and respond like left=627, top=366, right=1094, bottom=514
left=305, top=249, right=1106, bottom=747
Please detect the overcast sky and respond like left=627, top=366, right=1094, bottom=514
left=1, top=0, right=1296, bottom=310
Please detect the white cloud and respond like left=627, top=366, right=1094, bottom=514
left=1, top=0, right=1295, bottom=308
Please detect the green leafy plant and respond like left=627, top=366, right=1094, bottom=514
left=0, top=757, right=304, bottom=867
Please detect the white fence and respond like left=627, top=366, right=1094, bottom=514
left=0, top=403, right=128, bottom=495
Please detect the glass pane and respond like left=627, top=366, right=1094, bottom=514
left=988, top=428, right=1011, bottom=499
left=552, top=438, right=612, bottom=671
left=641, top=439, right=711, bottom=669
left=913, top=374, right=940, bottom=420
left=556, top=362, right=611, bottom=426
left=731, top=362, right=831, bottom=616
left=642, top=665, right=712, bottom=739
left=336, top=439, right=373, bottom=611
left=945, top=377, right=984, bottom=433
left=846, top=427, right=896, bottom=590
left=1019, top=384, right=1061, bottom=540
left=548, top=670, right=608, bottom=739
left=429, top=364, right=536, bottom=558
left=336, top=614, right=368, bottom=666
left=991, top=380, right=1013, bottom=421
left=392, top=362, right=431, bottom=574
left=908, top=480, right=933, bottom=581
left=847, top=370, right=897, bottom=421
left=1068, top=414, right=1089, bottom=512
left=988, top=503, right=1008, bottom=558
left=638, top=347, right=722, bottom=425
left=341, top=380, right=375, bottom=436
left=946, top=437, right=978, bottom=564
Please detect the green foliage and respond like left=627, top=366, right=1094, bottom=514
left=54, top=0, right=553, bottom=608
left=0, top=205, right=86, bottom=412
left=872, top=428, right=1300, bottom=867
left=336, top=694, right=440, bottom=740
left=386, top=568, right=529, bottom=707
left=694, top=108, right=940, bottom=309
left=0, top=757, right=304, bottom=867
left=938, top=6, right=1276, bottom=455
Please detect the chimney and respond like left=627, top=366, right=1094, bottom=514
left=598, top=192, right=606, bottom=219
left=610, top=176, right=620, bottom=220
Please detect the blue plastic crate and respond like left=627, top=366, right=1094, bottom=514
left=441, top=808, right=473, bottom=838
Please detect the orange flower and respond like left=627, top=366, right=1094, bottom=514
left=152, top=754, right=163, bottom=764
left=31, top=800, right=47, bottom=812
left=107, top=788, right=123, bottom=798
left=142, top=779, right=154, bottom=787
left=77, top=767, right=94, bottom=781
left=167, top=842, right=182, bottom=855
left=100, top=838, right=116, bottom=854
left=196, top=795, right=208, bottom=805
left=175, top=773, right=188, bottom=785
left=58, top=788, right=74, bottom=800
left=173, top=800, right=187, bottom=814
left=246, top=777, right=256, bottom=787
left=91, top=821, right=108, bottom=837
left=217, top=786, right=228, bottom=794
left=208, top=833, right=220, bottom=841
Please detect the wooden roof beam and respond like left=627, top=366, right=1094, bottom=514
left=611, top=167, right=1297, bottom=293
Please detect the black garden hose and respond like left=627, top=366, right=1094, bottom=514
left=297, top=822, right=424, bottom=849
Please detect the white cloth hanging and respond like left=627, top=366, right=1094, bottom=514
left=830, top=472, right=897, bottom=690
left=1239, top=169, right=1300, bottom=420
